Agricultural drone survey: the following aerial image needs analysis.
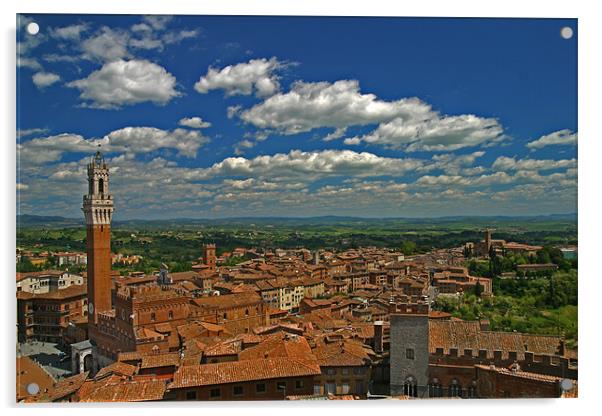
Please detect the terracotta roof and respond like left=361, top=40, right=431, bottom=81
left=169, top=357, right=321, bottom=389
left=117, top=351, right=142, bottom=362
left=239, top=333, right=315, bottom=362
left=154, top=322, right=173, bottom=334
left=191, top=292, right=262, bottom=309
left=252, top=323, right=303, bottom=336
left=429, top=320, right=562, bottom=359
left=203, top=340, right=242, bottom=357
left=199, top=321, right=230, bottom=334
left=475, top=364, right=573, bottom=383
left=16, top=270, right=65, bottom=281
left=233, top=333, right=264, bottom=345
left=135, top=327, right=164, bottom=341
left=96, top=361, right=138, bottom=379
left=169, top=271, right=200, bottom=281
left=78, top=377, right=167, bottom=402
left=42, top=371, right=89, bottom=402
left=313, top=339, right=373, bottom=367
left=16, top=356, right=55, bottom=402
left=17, top=283, right=87, bottom=300
left=140, top=352, right=181, bottom=369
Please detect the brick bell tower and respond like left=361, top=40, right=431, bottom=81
left=82, top=150, right=114, bottom=324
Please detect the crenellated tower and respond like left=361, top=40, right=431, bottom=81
left=203, top=243, right=217, bottom=272
left=82, top=150, right=114, bottom=324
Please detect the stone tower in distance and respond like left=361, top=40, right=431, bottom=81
left=82, top=150, right=114, bottom=324
left=203, top=243, right=217, bottom=272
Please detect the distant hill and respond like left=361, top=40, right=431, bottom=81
left=16, top=213, right=577, bottom=229
left=17, top=214, right=83, bottom=229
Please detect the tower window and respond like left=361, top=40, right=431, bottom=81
left=98, top=178, right=104, bottom=194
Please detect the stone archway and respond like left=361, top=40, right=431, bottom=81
left=70, top=339, right=94, bottom=374
left=83, top=353, right=93, bottom=372
left=75, top=350, right=92, bottom=374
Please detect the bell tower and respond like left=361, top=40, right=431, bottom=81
left=82, top=150, right=114, bottom=324
left=203, top=243, right=217, bottom=272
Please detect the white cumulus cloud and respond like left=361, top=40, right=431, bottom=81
left=67, top=59, right=180, bottom=109
left=238, top=79, right=431, bottom=134
left=237, top=79, right=503, bottom=151
left=492, top=156, right=577, bottom=171
left=198, top=149, right=425, bottom=182
left=526, top=129, right=577, bottom=149
left=18, top=127, right=209, bottom=165
left=351, top=113, right=503, bottom=152
left=81, top=27, right=130, bottom=62
left=178, top=117, right=212, bottom=129
left=32, top=72, right=60, bottom=89
left=102, top=127, right=208, bottom=158
left=195, top=57, right=285, bottom=97
left=50, top=23, right=89, bottom=40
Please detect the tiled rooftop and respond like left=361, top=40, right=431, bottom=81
left=169, top=357, right=321, bottom=389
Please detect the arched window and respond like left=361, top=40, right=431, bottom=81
left=245, top=309, right=249, bottom=317
left=98, top=178, right=104, bottom=194
left=467, top=380, right=477, bottom=398
left=151, top=312, right=156, bottom=321
left=403, top=376, right=417, bottom=397
left=448, top=379, right=462, bottom=398
left=168, top=310, right=174, bottom=319
left=428, top=378, right=443, bottom=397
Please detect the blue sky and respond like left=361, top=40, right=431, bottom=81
left=17, top=15, right=577, bottom=219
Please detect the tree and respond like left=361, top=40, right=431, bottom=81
left=474, top=280, right=483, bottom=298
left=401, top=241, right=417, bottom=256
left=17, top=257, right=39, bottom=273
left=463, top=245, right=473, bottom=258
left=536, top=249, right=552, bottom=264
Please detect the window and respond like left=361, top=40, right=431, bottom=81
left=325, top=368, right=336, bottom=375
left=428, top=380, right=443, bottom=397
left=355, top=381, right=365, bottom=395
left=353, top=367, right=365, bottom=375
left=313, top=384, right=321, bottom=395
left=406, top=348, right=415, bottom=360
left=150, top=312, right=156, bottom=322
left=233, top=386, right=244, bottom=396
left=340, top=383, right=350, bottom=394
left=325, top=382, right=336, bottom=395
left=185, top=391, right=197, bottom=400
left=256, top=383, right=266, bottom=394
left=295, top=380, right=304, bottom=390
left=168, top=310, right=174, bottom=319
left=403, top=377, right=417, bottom=397
left=277, top=381, right=287, bottom=391
left=341, top=368, right=349, bottom=375
left=223, top=312, right=227, bottom=320
left=210, top=388, right=221, bottom=399
left=448, top=379, right=462, bottom=398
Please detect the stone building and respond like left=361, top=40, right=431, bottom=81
left=389, top=304, right=430, bottom=397
left=17, top=283, right=88, bottom=343
left=389, top=303, right=577, bottom=399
